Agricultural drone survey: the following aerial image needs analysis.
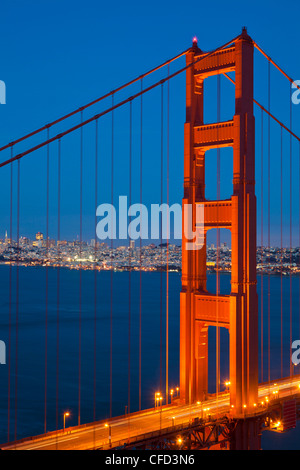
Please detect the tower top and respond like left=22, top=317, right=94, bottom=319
left=240, top=26, right=252, bottom=42
left=191, top=36, right=202, bottom=54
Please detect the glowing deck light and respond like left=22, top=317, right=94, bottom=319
left=63, top=412, right=70, bottom=432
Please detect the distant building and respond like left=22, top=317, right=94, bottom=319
left=20, top=237, right=30, bottom=246
left=130, top=240, right=135, bottom=250
left=36, top=232, right=44, bottom=241
left=47, top=239, right=56, bottom=248
left=57, top=240, right=68, bottom=247
left=207, top=261, right=216, bottom=267
left=4, top=231, right=11, bottom=245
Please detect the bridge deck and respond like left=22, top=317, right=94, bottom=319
left=2, top=375, right=300, bottom=450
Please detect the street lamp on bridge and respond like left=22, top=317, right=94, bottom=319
left=155, top=392, right=161, bottom=409
left=63, top=412, right=70, bottom=432
left=105, top=423, right=112, bottom=448
left=225, top=381, right=231, bottom=392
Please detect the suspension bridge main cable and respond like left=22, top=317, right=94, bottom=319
left=0, top=50, right=190, bottom=155
left=223, top=73, right=300, bottom=143
left=2, top=36, right=297, bottom=165
left=0, top=34, right=242, bottom=170
left=254, top=42, right=300, bottom=91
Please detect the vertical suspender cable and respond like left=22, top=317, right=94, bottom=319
left=290, top=87, right=293, bottom=381
left=7, top=153, right=13, bottom=442
left=14, top=159, right=20, bottom=442
left=94, top=119, right=98, bottom=424
left=166, top=65, right=170, bottom=405
left=216, top=73, right=221, bottom=400
left=45, top=128, right=50, bottom=434
left=110, top=94, right=114, bottom=419
left=56, top=139, right=61, bottom=433
left=280, top=126, right=283, bottom=379
left=93, top=119, right=99, bottom=447
left=243, top=113, right=247, bottom=408
left=128, top=100, right=132, bottom=414
left=139, top=80, right=143, bottom=411
left=261, top=109, right=264, bottom=382
left=160, top=83, right=164, bottom=395
left=78, top=111, right=83, bottom=426
left=299, top=142, right=300, bottom=348
left=268, top=59, right=271, bottom=387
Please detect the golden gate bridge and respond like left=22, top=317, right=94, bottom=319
left=1, top=28, right=300, bottom=450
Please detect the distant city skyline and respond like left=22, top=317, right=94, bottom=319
left=1, top=2, right=300, bottom=250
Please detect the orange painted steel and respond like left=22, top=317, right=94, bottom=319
left=180, top=28, right=258, bottom=416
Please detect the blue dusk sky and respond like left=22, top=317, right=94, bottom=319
left=0, top=0, right=299, bottom=246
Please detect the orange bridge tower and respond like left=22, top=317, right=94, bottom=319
left=180, top=28, right=258, bottom=418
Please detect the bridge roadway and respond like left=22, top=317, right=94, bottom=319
left=2, top=375, right=300, bottom=450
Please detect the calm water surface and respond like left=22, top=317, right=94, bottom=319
left=0, top=266, right=299, bottom=449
